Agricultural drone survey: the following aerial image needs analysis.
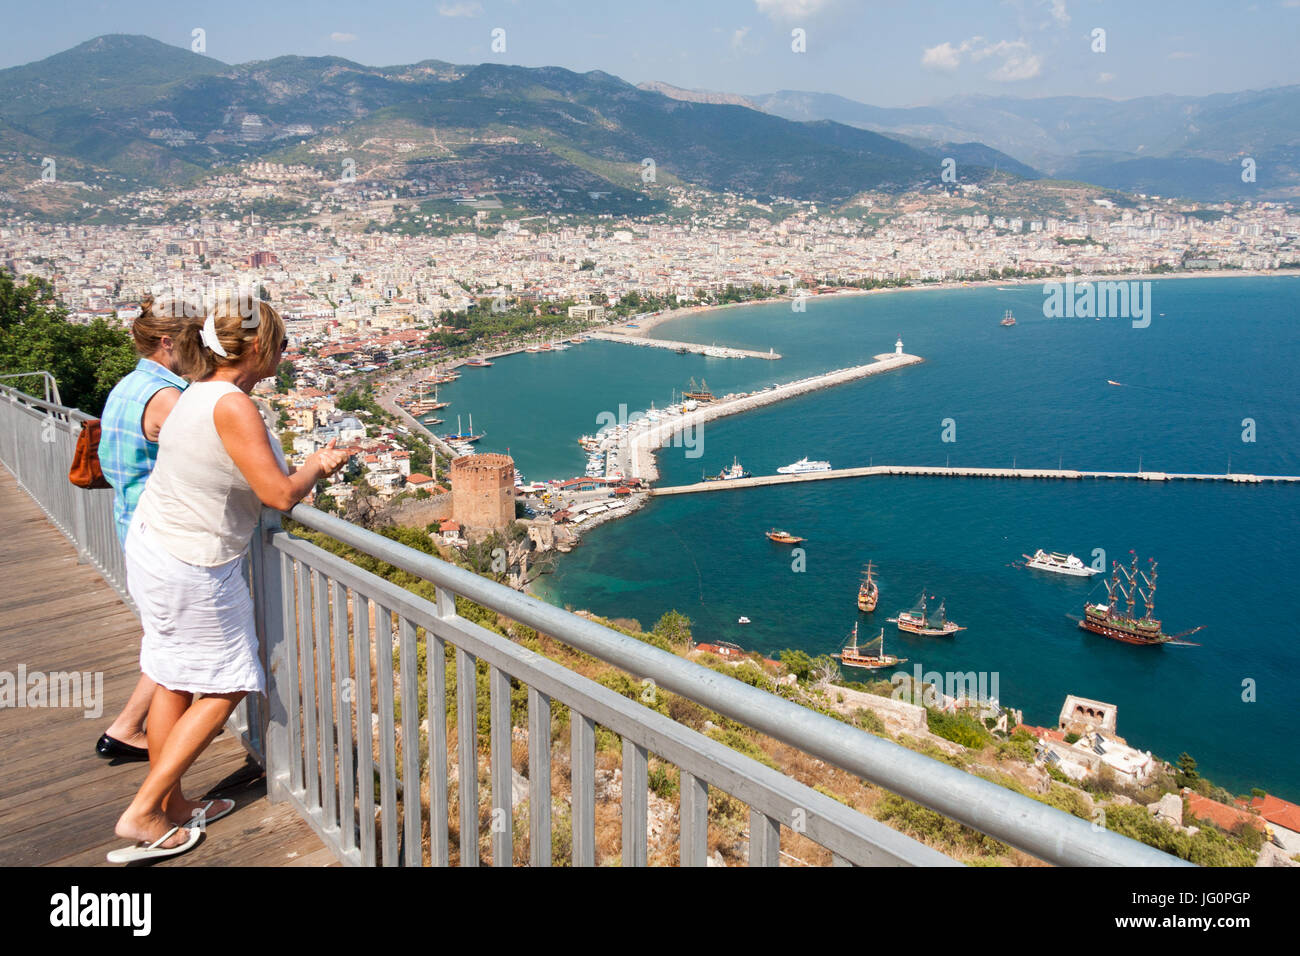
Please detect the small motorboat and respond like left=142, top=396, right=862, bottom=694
left=737, top=616, right=751, bottom=624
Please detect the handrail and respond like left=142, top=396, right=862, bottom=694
left=285, top=504, right=1190, bottom=867
left=0, top=371, right=64, bottom=407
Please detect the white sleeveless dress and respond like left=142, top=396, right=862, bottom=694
left=126, top=381, right=288, bottom=695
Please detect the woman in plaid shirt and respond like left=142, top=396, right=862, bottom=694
left=95, top=293, right=226, bottom=823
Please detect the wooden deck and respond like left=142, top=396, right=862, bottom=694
left=0, top=469, right=336, bottom=867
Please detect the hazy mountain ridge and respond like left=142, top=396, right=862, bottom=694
left=752, top=87, right=1300, bottom=199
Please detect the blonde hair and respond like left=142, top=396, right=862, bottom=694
left=131, top=293, right=202, bottom=359
left=177, top=292, right=286, bottom=382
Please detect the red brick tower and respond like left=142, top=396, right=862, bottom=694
left=450, top=453, right=515, bottom=533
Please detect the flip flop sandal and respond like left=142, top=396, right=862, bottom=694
left=191, top=798, right=236, bottom=827
left=106, top=824, right=202, bottom=864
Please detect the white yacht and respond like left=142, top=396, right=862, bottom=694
left=777, top=456, right=832, bottom=475
left=1022, top=549, right=1100, bottom=577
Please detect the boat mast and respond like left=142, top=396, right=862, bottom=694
left=1139, top=559, right=1158, bottom=621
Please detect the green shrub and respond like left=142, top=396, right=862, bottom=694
left=853, top=707, right=885, bottom=734
left=926, top=708, right=993, bottom=749
left=648, top=761, right=678, bottom=800
left=874, top=793, right=1008, bottom=856
left=995, top=729, right=1036, bottom=763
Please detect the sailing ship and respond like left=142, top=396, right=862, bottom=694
left=1079, top=553, right=1204, bottom=646
left=765, top=528, right=804, bottom=544
left=440, top=414, right=484, bottom=444
left=683, top=378, right=715, bottom=403
left=464, top=357, right=492, bottom=367
left=703, top=456, right=751, bottom=482
left=1023, top=549, right=1099, bottom=577
left=857, top=561, right=879, bottom=612
left=888, top=593, right=965, bottom=636
left=1000, top=310, right=1016, bottom=327
left=833, top=624, right=905, bottom=671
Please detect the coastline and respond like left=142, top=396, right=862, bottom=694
left=609, top=268, right=1300, bottom=340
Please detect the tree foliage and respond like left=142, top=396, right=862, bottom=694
left=651, top=610, right=693, bottom=647
left=0, top=272, right=137, bottom=415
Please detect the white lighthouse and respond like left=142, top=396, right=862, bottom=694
left=895, top=336, right=904, bottom=356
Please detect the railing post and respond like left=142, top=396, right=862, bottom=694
left=255, top=513, right=291, bottom=801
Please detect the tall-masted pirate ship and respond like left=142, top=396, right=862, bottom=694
left=1079, top=553, right=1204, bottom=646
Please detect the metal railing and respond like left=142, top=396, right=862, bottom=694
left=1, top=382, right=1190, bottom=867
left=0, top=384, right=125, bottom=600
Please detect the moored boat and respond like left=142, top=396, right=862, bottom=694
left=683, top=377, right=715, bottom=403
left=857, top=560, right=879, bottom=612
left=1079, top=553, right=1204, bottom=646
left=703, top=456, right=751, bottom=482
left=833, top=624, right=905, bottom=671
left=777, top=456, right=831, bottom=475
left=765, top=528, right=804, bottom=544
left=1023, top=549, right=1099, bottom=577
left=888, top=593, right=964, bottom=637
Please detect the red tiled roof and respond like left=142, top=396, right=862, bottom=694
left=407, top=473, right=434, bottom=484
left=1244, top=795, right=1300, bottom=833
left=1185, top=791, right=1265, bottom=832
left=695, top=643, right=743, bottom=658
left=1014, top=724, right=1051, bottom=738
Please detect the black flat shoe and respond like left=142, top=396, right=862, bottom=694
left=96, top=733, right=149, bottom=761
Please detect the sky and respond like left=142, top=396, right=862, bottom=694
left=2, top=0, right=1299, bottom=106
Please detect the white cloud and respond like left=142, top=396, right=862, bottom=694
left=330, top=32, right=356, bottom=43
left=1098, top=72, right=1115, bottom=83
left=922, top=41, right=968, bottom=71
left=1044, top=0, right=1070, bottom=26
left=731, top=26, right=752, bottom=52
left=1167, top=50, right=1195, bottom=59
left=922, top=37, right=1041, bottom=81
left=438, top=2, right=483, bottom=17
left=754, top=0, right=832, bottom=18
left=988, top=51, right=1042, bottom=81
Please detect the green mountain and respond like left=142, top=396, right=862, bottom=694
left=0, top=35, right=1016, bottom=214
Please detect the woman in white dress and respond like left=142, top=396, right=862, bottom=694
left=109, top=294, right=350, bottom=862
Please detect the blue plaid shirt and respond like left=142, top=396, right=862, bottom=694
left=99, top=358, right=188, bottom=547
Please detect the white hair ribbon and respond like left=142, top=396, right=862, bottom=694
left=200, top=312, right=228, bottom=357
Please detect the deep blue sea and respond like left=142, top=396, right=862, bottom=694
left=428, top=277, right=1300, bottom=799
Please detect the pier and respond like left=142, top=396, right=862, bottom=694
left=626, top=351, right=923, bottom=481
left=652, top=465, right=1300, bottom=495
left=587, top=330, right=781, bottom=360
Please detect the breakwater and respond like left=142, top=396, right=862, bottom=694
left=626, top=351, right=923, bottom=481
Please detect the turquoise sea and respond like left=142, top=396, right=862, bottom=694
left=427, top=277, right=1300, bottom=799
